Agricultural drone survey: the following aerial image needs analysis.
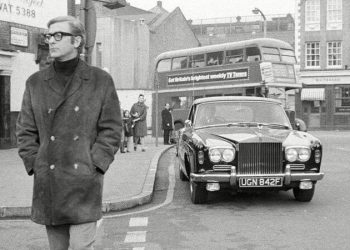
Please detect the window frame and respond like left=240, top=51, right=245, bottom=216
left=327, top=0, right=342, bottom=30
left=327, top=41, right=342, bottom=68
left=305, top=0, right=320, bottom=31
left=305, top=42, right=320, bottom=69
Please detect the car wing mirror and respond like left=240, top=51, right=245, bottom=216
left=184, top=119, right=192, bottom=128
left=295, top=118, right=307, bottom=132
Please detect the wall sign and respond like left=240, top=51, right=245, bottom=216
left=10, top=27, right=28, bottom=47
left=0, top=0, right=67, bottom=29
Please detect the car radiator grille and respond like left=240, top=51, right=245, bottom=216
left=237, top=142, right=283, bottom=175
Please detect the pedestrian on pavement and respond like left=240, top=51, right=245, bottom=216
left=122, top=109, right=134, bottom=152
left=120, top=106, right=126, bottom=153
left=161, top=103, right=173, bottom=145
left=130, top=94, right=148, bottom=152
left=16, top=16, right=122, bottom=250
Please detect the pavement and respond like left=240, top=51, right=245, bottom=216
left=0, top=136, right=173, bottom=218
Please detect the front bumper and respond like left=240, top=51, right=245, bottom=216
left=190, top=165, right=325, bottom=186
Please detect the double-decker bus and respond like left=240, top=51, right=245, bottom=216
left=152, top=38, right=301, bottom=136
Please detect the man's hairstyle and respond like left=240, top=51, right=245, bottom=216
left=47, top=16, right=86, bottom=54
left=139, top=94, right=144, bottom=98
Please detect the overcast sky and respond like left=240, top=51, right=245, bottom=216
left=129, top=0, right=296, bottom=20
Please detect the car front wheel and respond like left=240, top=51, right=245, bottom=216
left=190, top=180, right=208, bottom=204
left=293, top=184, right=315, bottom=202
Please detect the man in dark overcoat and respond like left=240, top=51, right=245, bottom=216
left=16, top=16, right=122, bottom=249
left=161, top=103, right=173, bottom=145
left=130, top=94, right=148, bottom=152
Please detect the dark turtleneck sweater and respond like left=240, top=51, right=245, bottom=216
left=53, top=56, right=80, bottom=87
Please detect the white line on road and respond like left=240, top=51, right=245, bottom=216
left=132, top=248, right=145, bottom=250
left=129, top=217, right=148, bottom=227
left=103, top=162, right=176, bottom=218
left=124, top=231, right=147, bottom=243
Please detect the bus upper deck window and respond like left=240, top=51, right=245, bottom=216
left=206, top=51, right=223, bottom=66
left=189, top=54, right=205, bottom=68
left=157, top=59, right=171, bottom=72
left=262, top=47, right=280, bottom=62
left=172, top=57, right=188, bottom=70
left=246, top=47, right=261, bottom=62
left=280, top=49, right=297, bottom=63
left=225, top=49, right=243, bottom=64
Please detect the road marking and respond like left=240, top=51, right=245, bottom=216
left=103, top=161, right=176, bottom=218
left=129, top=217, right=148, bottom=227
left=132, top=248, right=145, bottom=250
left=124, top=231, right=147, bottom=243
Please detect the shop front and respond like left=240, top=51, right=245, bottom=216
left=297, top=71, right=350, bottom=130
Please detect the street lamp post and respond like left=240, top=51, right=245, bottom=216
left=252, top=7, right=267, bottom=38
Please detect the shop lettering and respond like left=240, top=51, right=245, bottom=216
left=0, top=2, right=36, bottom=18
left=20, top=0, right=44, bottom=8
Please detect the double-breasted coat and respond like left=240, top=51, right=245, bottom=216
left=130, top=102, right=147, bottom=137
left=16, top=60, right=122, bottom=225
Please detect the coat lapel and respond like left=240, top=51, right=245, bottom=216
left=43, top=60, right=90, bottom=130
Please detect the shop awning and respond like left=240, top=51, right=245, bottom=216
left=301, top=88, right=325, bottom=101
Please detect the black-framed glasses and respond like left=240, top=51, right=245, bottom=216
left=44, top=32, right=74, bottom=43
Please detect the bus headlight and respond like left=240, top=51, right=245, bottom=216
left=209, top=148, right=221, bottom=163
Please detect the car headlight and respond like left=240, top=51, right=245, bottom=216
left=285, top=147, right=311, bottom=162
left=285, top=148, right=298, bottom=162
left=222, top=148, right=235, bottom=162
left=209, top=148, right=221, bottom=163
left=209, top=148, right=235, bottom=163
left=298, top=148, right=311, bottom=162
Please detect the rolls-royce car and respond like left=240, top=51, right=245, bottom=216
left=176, top=96, right=324, bottom=204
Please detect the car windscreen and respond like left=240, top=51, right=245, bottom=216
left=194, top=101, right=291, bottom=128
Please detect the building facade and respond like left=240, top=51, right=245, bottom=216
left=90, top=1, right=200, bottom=126
left=296, top=0, right=350, bottom=130
left=0, top=0, right=71, bottom=148
left=190, top=14, right=295, bottom=46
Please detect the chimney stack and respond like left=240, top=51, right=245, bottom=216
left=157, top=1, right=162, bottom=8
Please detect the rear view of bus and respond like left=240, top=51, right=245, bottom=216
left=152, top=38, right=301, bottom=137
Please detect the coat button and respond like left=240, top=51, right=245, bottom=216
left=50, top=136, right=55, bottom=141
left=74, top=163, right=78, bottom=169
left=73, top=135, right=79, bottom=141
left=48, top=108, right=53, bottom=114
left=74, top=106, right=80, bottom=112
left=50, top=164, right=55, bottom=170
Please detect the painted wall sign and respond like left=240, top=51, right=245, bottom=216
left=10, top=26, right=28, bottom=47
left=0, top=0, right=67, bottom=29
left=167, top=68, right=249, bottom=85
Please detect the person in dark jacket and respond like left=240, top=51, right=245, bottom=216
left=122, top=110, right=134, bottom=152
left=161, top=103, right=173, bottom=145
left=130, top=94, right=148, bottom=152
left=16, top=16, right=122, bottom=250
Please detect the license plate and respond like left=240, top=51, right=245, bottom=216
left=239, top=177, right=283, bottom=187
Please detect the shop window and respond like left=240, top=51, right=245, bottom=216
left=335, top=87, right=350, bottom=112
left=171, top=96, right=188, bottom=110
left=305, top=42, right=320, bottom=68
